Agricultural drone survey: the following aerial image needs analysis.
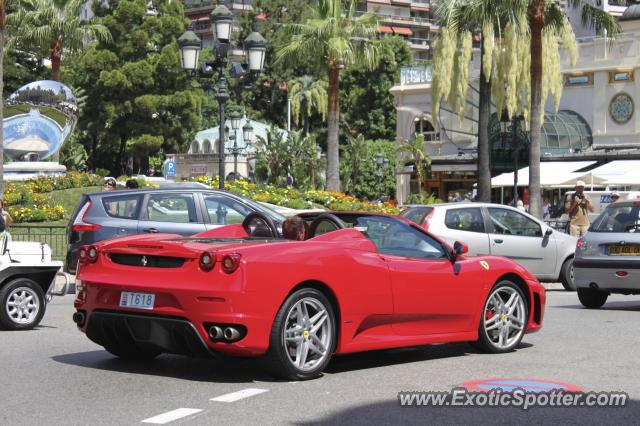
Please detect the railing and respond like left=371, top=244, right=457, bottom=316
left=408, top=37, right=431, bottom=46
left=400, top=65, right=433, bottom=84
left=9, top=225, right=68, bottom=261
left=355, top=11, right=437, bottom=26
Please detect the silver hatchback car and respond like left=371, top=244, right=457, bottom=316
left=574, top=200, right=640, bottom=308
left=402, top=203, right=578, bottom=290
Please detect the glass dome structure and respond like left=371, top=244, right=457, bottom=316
left=3, top=80, right=78, bottom=161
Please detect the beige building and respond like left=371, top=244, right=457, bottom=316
left=391, top=2, right=640, bottom=206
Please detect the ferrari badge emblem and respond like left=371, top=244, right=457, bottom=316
left=480, top=261, right=490, bottom=271
left=141, top=256, right=148, bottom=267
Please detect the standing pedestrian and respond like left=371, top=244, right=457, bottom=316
left=564, top=180, right=593, bottom=237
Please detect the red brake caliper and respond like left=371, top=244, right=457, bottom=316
left=485, top=310, right=494, bottom=321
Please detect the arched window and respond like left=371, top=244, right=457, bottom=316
left=414, top=116, right=436, bottom=141
left=203, top=139, right=212, bottom=154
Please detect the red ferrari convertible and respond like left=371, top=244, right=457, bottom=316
left=73, top=212, right=545, bottom=380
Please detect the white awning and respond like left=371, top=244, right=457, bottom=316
left=491, top=161, right=596, bottom=188
left=587, top=160, right=640, bottom=186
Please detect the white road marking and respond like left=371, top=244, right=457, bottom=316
left=210, top=388, right=269, bottom=403
left=141, top=408, right=203, bottom=424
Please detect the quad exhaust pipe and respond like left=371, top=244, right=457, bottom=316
left=207, top=324, right=245, bottom=343
left=224, top=327, right=240, bottom=341
left=208, top=325, right=224, bottom=340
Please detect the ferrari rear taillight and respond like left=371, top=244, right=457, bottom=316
left=423, top=209, right=435, bottom=231
left=78, top=245, right=98, bottom=264
left=221, top=254, right=242, bottom=274
left=576, top=238, right=586, bottom=251
left=72, top=201, right=101, bottom=232
left=199, top=251, right=216, bottom=272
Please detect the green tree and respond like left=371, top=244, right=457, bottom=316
left=60, top=133, right=89, bottom=171
left=276, top=0, right=386, bottom=191
left=3, top=49, right=49, bottom=95
left=66, top=0, right=203, bottom=174
left=127, top=134, right=163, bottom=174
left=288, top=75, right=327, bottom=135
left=397, top=133, right=430, bottom=196
left=341, top=133, right=368, bottom=195
left=7, top=0, right=112, bottom=82
left=237, top=0, right=313, bottom=127
left=253, top=126, right=291, bottom=185
left=340, top=36, right=412, bottom=141
left=340, top=138, right=396, bottom=200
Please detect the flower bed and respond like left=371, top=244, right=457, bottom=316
left=3, top=172, right=102, bottom=223
left=193, top=176, right=400, bottom=214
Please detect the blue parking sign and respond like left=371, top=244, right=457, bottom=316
left=165, top=160, right=177, bottom=177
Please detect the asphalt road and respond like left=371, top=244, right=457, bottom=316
left=2, top=286, right=640, bottom=425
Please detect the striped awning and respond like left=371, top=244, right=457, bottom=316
left=377, top=25, right=413, bottom=36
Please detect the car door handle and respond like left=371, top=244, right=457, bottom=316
left=494, top=239, right=503, bottom=244
left=143, top=228, right=159, bottom=233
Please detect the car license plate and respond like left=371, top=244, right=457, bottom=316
left=119, top=292, right=155, bottom=309
left=608, top=245, right=640, bottom=256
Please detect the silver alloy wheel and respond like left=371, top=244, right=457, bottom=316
left=483, top=286, right=526, bottom=350
left=283, top=297, right=332, bottom=372
left=6, top=286, right=40, bottom=325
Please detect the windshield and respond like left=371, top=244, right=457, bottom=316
left=590, top=204, right=640, bottom=233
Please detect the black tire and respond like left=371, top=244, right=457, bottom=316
left=577, top=287, right=608, bottom=309
left=263, top=288, right=336, bottom=380
left=475, top=280, right=528, bottom=354
left=104, top=343, right=161, bottom=360
left=0, top=278, right=46, bottom=330
left=560, top=258, right=575, bottom=291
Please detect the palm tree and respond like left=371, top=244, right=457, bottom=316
left=433, top=0, right=516, bottom=203
left=526, top=0, right=619, bottom=218
left=288, top=75, right=328, bottom=135
left=397, top=134, right=430, bottom=195
left=276, top=0, right=385, bottom=191
left=7, top=0, right=111, bottom=82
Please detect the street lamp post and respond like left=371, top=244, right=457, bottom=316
left=177, top=6, right=266, bottom=189
left=229, top=111, right=242, bottom=178
left=225, top=113, right=252, bottom=180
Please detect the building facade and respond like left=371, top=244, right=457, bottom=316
left=166, top=117, right=287, bottom=180
left=391, top=2, right=640, bottom=206
left=182, top=1, right=437, bottom=61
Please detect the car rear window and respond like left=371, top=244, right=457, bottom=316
left=102, top=194, right=142, bottom=219
left=401, top=207, right=433, bottom=225
left=590, top=204, right=640, bottom=233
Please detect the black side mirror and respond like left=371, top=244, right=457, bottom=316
left=544, top=228, right=553, bottom=237
left=452, top=241, right=469, bottom=261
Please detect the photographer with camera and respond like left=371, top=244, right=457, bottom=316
left=564, top=180, right=593, bottom=237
